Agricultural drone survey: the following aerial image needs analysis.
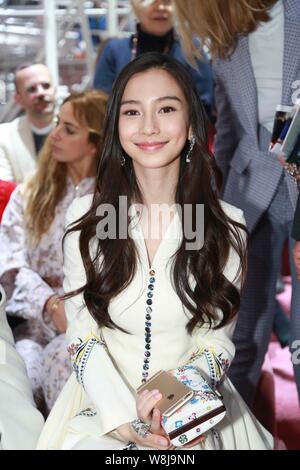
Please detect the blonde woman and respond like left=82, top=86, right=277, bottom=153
left=173, top=0, right=300, bottom=406
left=0, top=90, right=107, bottom=412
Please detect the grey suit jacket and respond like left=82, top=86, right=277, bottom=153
left=213, top=0, right=300, bottom=233
left=0, top=115, right=36, bottom=182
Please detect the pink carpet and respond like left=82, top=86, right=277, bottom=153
left=274, top=279, right=300, bottom=449
left=255, top=278, right=300, bottom=449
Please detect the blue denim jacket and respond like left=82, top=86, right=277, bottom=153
left=93, top=36, right=215, bottom=116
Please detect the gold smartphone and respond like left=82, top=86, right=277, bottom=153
left=136, top=370, right=194, bottom=417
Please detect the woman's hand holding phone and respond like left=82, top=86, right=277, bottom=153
left=136, top=388, right=173, bottom=449
left=135, top=386, right=205, bottom=449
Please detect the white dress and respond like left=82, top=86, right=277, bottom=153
left=37, top=195, right=274, bottom=450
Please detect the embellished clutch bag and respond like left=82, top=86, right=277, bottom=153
left=161, top=365, right=226, bottom=447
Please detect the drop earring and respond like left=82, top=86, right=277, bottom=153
left=186, top=135, right=195, bottom=163
left=120, top=154, right=126, bottom=167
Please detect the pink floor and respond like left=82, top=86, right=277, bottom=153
left=255, top=278, right=300, bottom=449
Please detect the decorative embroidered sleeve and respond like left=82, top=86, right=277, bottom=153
left=187, top=346, right=230, bottom=390
left=67, top=333, right=106, bottom=388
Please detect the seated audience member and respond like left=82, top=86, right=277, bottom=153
left=0, top=90, right=107, bottom=412
left=0, top=63, right=56, bottom=182
left=0, top=284, right=44, bottom=449
left=37, top=53, right=273, bottom=450
left=93, top=0, right=214, bottom=121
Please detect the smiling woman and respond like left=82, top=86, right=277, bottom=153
left=118, top=68, right=190, bottom=170
left=36, top=53, right=272, bottom=450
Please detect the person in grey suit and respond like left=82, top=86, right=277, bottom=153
left=0, top=63, right=56, bottom=182
left=174, top=0, right=300, bottom=406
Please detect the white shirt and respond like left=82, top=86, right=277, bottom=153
left=249, top=0, right=284, bottom=133
left=30, top=121, right=54, bottom=136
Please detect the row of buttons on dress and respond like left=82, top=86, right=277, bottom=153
left=141, top=269, right=156, bottom=383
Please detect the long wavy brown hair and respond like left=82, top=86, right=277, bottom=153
left=173, top=0, right=278, bottom=60
left=24, top=90, right=108, bottom=244
left=65, top=52, right=247, bottom=333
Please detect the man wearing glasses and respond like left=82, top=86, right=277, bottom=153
left=0, top=63, right=56, bottom=182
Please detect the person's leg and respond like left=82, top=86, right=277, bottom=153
left=288, top=235, right=300, bottom=403
left=15, top=338, right=45, bottom=410
left=42, top=334, right=71, bottom=412
left=228, top=213, right=286, bottom=407
left=273, top=299, right=291, bottom=348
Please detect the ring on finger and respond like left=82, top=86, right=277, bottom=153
left=131, top=418, right=151, bottom=438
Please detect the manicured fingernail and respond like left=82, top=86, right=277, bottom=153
left=159, top=438, right=168, bottom=446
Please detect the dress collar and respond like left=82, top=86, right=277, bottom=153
left=128, top=204, right=182, bottom=270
